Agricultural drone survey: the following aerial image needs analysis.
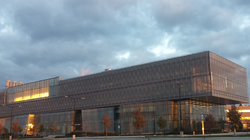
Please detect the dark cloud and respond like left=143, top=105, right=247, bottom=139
left=153, top=1, right=225, bottom=31
left=0, top=0, right=250, bottom=100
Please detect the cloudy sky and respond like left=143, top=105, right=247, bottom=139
left=0, top=0, right=250, bottom=96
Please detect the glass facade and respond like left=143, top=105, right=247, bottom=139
left=120, top=100, right=225, bottom=134
left=120, top=102, right=172, bottom=134
left=0, top=115, right=28, bottom=134
left=0, top=51, right=248, bottom=135
left=59, top=52, right=211, bottom=104
left=82, top=107, right=116, bottom=132
left=209, top=52, right=249, bottom=103
left=35, top=111, right=72, bottom=134
left=6, top=77, right=60, bottom=103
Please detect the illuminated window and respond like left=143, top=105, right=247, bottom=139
left=27, top=114, right=35, bottom=135
left=14, top=92, right=49, bottom=102
left=23, top=96, right=31, bottom=100
left=40, top=92, right=49, bottom=97
left=226, top=109, right=250, bottom=113
left=239, top=110, right=250, bottom=113
left=14, top=97, right=22, bottom=102
left=32, top=94, right=40, bottom=99
left=225, top=77, right=227, bottom=87
left=243, top=124, right=247, bottom=129
left=242, top=117, right=250, bottom=120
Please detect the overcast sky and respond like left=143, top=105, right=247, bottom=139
left=0, top=0, right=250, bottom=99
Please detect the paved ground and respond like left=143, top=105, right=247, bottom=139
left=57, top=137, right=250, bottom=140
left=185, top=132, right=250, bottom=136
left=46, top=132, right=250, bottom=140
left=56, top=136, right=147, bottom=140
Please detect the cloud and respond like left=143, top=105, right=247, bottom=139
left=117, top=52, right=130, bottom=60
left=148, top=34, right=176, bottom=56
left=0, top=0, right=249, bottom=100
left=81, top=67, right=90, bottom=76
left=238, top=16, right=250, bottom=30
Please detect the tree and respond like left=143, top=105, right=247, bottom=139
left=49, top=122, right=57, bottom=135
left=31, top=117, right=40, bottom=136
left=18, top=126, right=23, bottom=135
left=157, top=117, right=167, bottom=134
left=3, top=127, right=8, bottom=139
left=0, top=123, right=4, bottom=139
left=204, top=114, right=217, bottom=134
left=101, top=113, right=114, bottom=138
left=217, top=118, right=226, bottom=131
left=227, top=105, right=242, bottom=131
left=132, top=105, right=147, bottom=137
left=39, top=124, right=45, bottom=136
left=31, top=123, right=40, bottom=137
left=10, top=117, right=21, bottom=139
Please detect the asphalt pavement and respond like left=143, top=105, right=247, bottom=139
left=42, top=132, right=250, bottom=140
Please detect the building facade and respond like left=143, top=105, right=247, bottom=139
left=0, top=51, right=248, bottom=135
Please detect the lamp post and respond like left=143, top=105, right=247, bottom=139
left=201, top=115, right=204, bottom=135
left=65, top=96, right=85, bottom=132
left=177, top=82, right=183, bottom=137
left=2, top=104, right=22, bottom=138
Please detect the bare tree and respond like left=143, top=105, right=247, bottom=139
left=18, top=127, right=23, bottom=137
left=49, top=122, right=58, bottom=135
left=133, top=105, right=147, bottom=137
left=0, top=123, right=4, bottom=139
left=31, top=116, right=40, bottom=136
left=204, top=114, right=217, bottom=135
left=101, top=113, right=114, bottom=138
left=10, top=117, right=21, bottom=139
left=3, top=127, right=8, bottom=139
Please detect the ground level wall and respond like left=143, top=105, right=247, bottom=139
left=0, top=100, right=226, bottom=135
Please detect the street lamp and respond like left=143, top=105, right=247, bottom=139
left=201, top=115, right=204, bottom=135
left=2, top=104, right=22, bottom=137
left=177, top=82, right=183, bottom=137
left=65, top=95, right=85, bottom=132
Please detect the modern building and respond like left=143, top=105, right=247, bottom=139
left=0, top=51, right=249, bottom=135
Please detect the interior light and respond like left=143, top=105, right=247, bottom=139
left=239, top=110, right=250, bottom=113
left=14, top=92, right=49, bottom=102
